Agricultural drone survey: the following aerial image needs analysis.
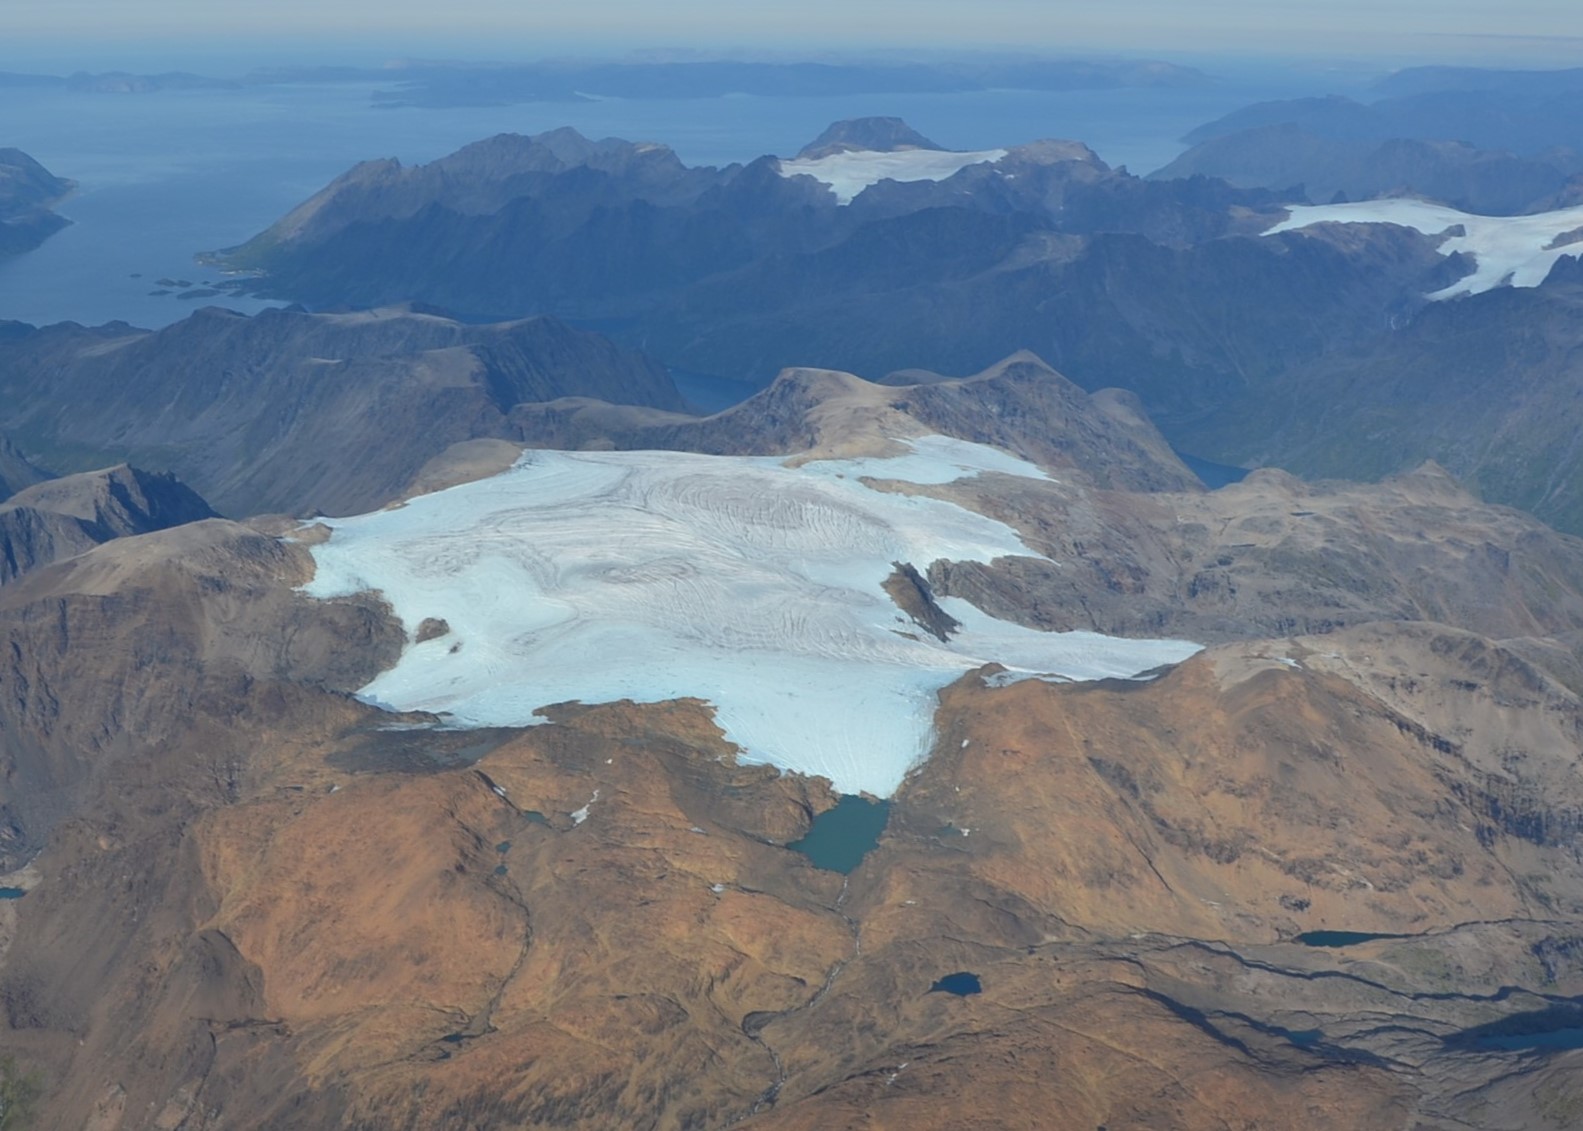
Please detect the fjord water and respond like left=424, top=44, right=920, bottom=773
left=0, top=65, right=1313, bottom=329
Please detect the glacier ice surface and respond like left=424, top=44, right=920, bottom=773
left=775, top=148, right=1009, bottom=205
left=302, top=436, right=1200, bottom=797
left=1265, top=199, right=1583, bottom=299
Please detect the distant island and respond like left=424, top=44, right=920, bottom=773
left=0, top=54, right=1210, bottom=108
left=0, top=148, right=73, bottom=260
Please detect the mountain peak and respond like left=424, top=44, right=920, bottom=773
left=796, top=117, right=943, bottom=159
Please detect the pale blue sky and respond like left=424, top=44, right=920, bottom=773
left=7, top=0, right=1583, bottom=63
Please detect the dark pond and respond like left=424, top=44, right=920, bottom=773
left=1281, top=1028, right=1325, bottom=1048
left=0, top=888, right=24, bottom=900
left=670, top=369, right=760, bottom=413
left=1453, top=1006, right=1583, bottom=1052
left=787, top=796, right=890, bottom=874
left=1177, top=451, right=1250, bottom=490
left=1475, top=1028, right=1583, bottom=1052
left=1295, top=930, right=1405, bottom=948
left=929, top=972, right=982, bottom=996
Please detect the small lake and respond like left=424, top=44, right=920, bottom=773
left=929, top=971, right=982, bottom=996
left=788, top=795, right=890, bottom=874
left=0, top=887, right=25, bottom=900
left=1475, top=1027, right=1583, bottom=1052
left=1177, top=451, right=1249, bottom=489
left=1294, top=930, right=1407, bottom=948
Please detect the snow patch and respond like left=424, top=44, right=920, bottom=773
left=1264, top=199, right=1583, bottom=299
left=571, top=789, right=599, bottom=826
left=776, top=148, right=1008, bottom=205
left=301, top=438, right=1199, bottom=797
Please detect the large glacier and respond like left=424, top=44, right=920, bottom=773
left=775, top=148, right=1008, bottom=205
left=302, top=436, right=1200, bottom=797
left=1265, top=199, right=1583, bottom=299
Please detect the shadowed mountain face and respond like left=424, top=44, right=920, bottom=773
left=0, top=462, right=216, bottom=586
left=0, top=148, right=72, bottom=260
left=1173, top=274, right=1583, bottom=536
left=179, top=113, right=1583, bottom=546
left=214, top=123, right=1488, bottom=451
left=216, top=124, right=1303, bottom=388
left=1155, top=124, right=1583, bottom=216
left=0, top=433, right=46, bottom=502
left=0, top=464, right=216, bottom=586
left=0, top=305, right=684, bottom=517
left=1155, top=68, right=1583, bottom=215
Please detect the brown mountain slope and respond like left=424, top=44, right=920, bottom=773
left=9, top=588, right=1583, bottom=1126
left=925, top=461, right=1583, bottom=642
left=0, top=518, right=401, bottom=864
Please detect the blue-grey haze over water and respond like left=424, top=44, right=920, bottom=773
left=0, top=65, right=1323, bottom=330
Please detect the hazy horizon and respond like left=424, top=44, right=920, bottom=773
left=5, top=0, right=1583, bottom=73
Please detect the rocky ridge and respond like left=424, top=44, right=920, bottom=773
left=0, top=464, right=215, bottom=585
left=502, top=351, right=1200, bottom=495
left=0, top=305, right=683, bottom=517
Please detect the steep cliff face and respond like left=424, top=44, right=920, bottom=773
left=0, top=433, right=46, bottom=502
left=0, top=465, right=215, bottom=584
